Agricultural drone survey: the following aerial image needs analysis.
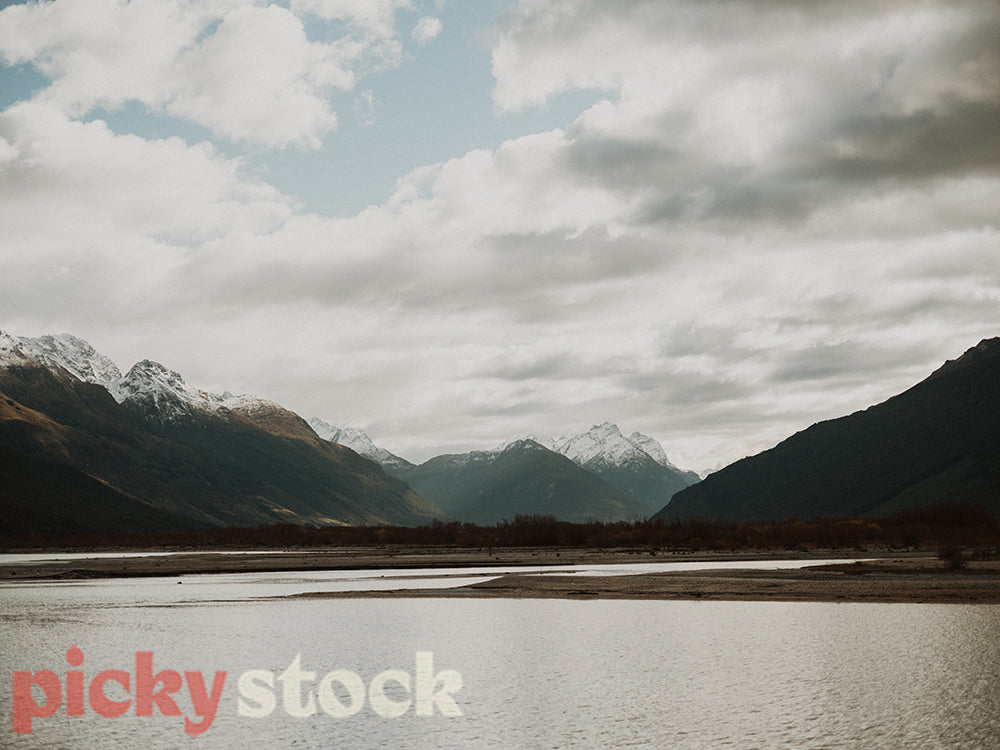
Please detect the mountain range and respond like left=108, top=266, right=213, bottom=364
left=0, top=331, right=441, bottom=533
left=655, top=338, right=1000, bottom=521
left=308, top=420, right=699, bottom=522
left=1, top=329, right=696, bottom=533
left=6, top=326, right=995, bottom=534
left=383, top=439, right=647, bottom=524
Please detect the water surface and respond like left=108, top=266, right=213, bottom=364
left=2, top=567, right=996, bottom=749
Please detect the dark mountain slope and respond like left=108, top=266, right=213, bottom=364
left=0, top=444, right=196, bottom=535
left=655, top=339, right=1000, bottom=521
left=0, top=360, right=441, bottom=530
left=585, top=456, right=697, bottom=514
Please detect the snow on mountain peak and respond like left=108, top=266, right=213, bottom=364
left=627, top=431, right=680, bottom=470
left=500, top=438, right=550, bottom=454
left=117, top=359, right=224, bottom=419
left=222, top=394, right=283, bottom=415
left=554, top=422, right=644, bottom=468
left=495, top=423, right=684, bottom=472
left=29, top=333, right=123, bottom=386
left=307, top=416, right=343, bottom=443
left=0, top=329, right=31, bottom=367
left=0, top=331, right=123, bottom=388
left=495, top=434, right=558, bottom=452
left=308, top=418, right=408, bottom=467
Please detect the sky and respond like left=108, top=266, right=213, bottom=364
left=1, top=0, right=998, bottom=474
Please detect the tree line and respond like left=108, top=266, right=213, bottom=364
left=2, top=502, right=997, bottom=553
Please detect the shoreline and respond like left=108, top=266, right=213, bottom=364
left=0, top=546, right=881, bottom=580
left=288, top=560, right=1000, bottom=604
left=1, top=548, right=998, bottom=603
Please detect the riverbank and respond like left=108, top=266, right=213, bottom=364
left=290, top=558, right=1000, bottom=604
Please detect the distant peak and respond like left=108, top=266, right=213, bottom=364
left=0, top=329, right=30, bottom=365
left=118, top=359, right=224, bottom=419
left=308, top=418, right=410, bottom=467
left=627, top=431, right=679, bottom=470
left=125, top=359, right=184, bottom=384
left=555, top=422, right=642, bottom=467
left=501, top=438, right=548, bottom=453
left=1, top=330, right=123, bottom=387
left=496, top=434, right=557, bottom=452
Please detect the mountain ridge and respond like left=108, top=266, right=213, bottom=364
left=655, top=338, right=1000, bottom=521
left=314, top=421, right=700, bottom=518
left=1, top=328, right=444, bottom=531
left=385, top=438, right=652, bottom=524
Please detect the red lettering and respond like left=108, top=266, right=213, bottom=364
left=66, top=645, right=85, bottom=717
left=135, top=652, right=182, bottom=717
left=89, top=670, right=131, bottom=718
left=12, top=670, right=61, bottom=734
left=184, top=671, right=228, bottom=736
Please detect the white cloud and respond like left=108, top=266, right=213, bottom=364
left=0, top=0, right=414, bottom=149
left=0, top=0, right=215, bottom=113
left=412, top=16, right=442, bottom=45
left=0, top=99, right=294, bottom=327
left=169, top=4, right=340, bottom=148
left=0, top=101, right=291, bottom=244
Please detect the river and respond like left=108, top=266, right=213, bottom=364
left=2, top=560, right=998, bottom=748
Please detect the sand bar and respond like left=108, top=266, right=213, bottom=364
left=288, top=559, right=1000, bottom=604
left=2, top=549, right=998, bottom=603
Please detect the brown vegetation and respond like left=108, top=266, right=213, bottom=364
left=2, top=502, right=997, bottom=555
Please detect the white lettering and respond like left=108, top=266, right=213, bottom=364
left=278, top=655, right=316, bottom=718
left=237, top=670, right=275, bottom=718
left=317, top=670, right=365, bottom=718
left=368, top=669, right=411, bottom=718
left=415, top=651, right=463, bottom=717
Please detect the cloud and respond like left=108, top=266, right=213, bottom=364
left=167, top=4, right=341, bottom=148
left=412, top=16, right=442, bottom=45
left=0, top=99, right=293, bottom=326
left=492, top=0, right=1000, bottom=228
left=0, top=0, right=413, bottom=148
left=0, top=101, right=291, bottom=242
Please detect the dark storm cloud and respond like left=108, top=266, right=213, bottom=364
left=821, top=103, right=1000, bottom=182
left=518, top=0, right=1000, bottom=234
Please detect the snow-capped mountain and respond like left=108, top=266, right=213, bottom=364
left=1, top=331, right=122, bottom=389
left=627, top=431, right=685, bottom=472
left=502, top=422, right=693, bottom=476
left=1, top=327, right=444, bottom=531
left=495, top=434, right=558, bottom=452
left=2, top=326, right=693, bottom=525
left=388, top=438, right=651, bottom=524
left=116, top=359, right=227, bottom=422
left=0, top=330, right=32, bottom=367
left=506, top=422, right=701, bottom=512
left=2, top=330, right=223, bottom=419
left=309, top=418, right=412, bottom=469
left=382, top=426, right=698, bottom=521
left=555, top=422, right=656, bottom=470
left=1, top=330, right=307, bottom=430
left=116, top=359, right=323, bottom=437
